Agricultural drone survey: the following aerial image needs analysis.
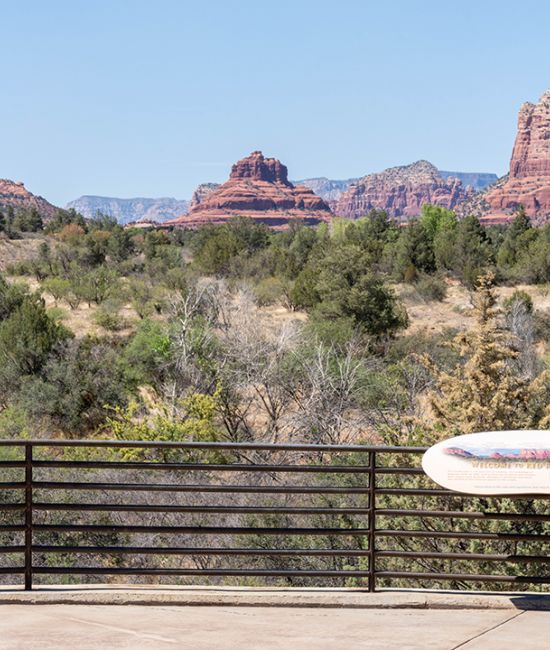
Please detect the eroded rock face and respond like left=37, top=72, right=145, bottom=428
left=167, top=151, right=332, bottom=228
left=334, top=161, right=474, bottom=220
left=0, top=179, right=57, bottom=219
left=229, top=151, right=290, bottom=185
left=486, top=90, right=550, bottom=220
left=189, top=183, right=221, bottom=210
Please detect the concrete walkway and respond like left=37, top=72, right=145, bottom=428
left=0, top=604, right=548, bottom=649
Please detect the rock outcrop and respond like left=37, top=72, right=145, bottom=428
left=0, top=179, right=57, bottom=219
left=189, top=183, right=221, bottom=210
left=485, top=89, right=550, bottom=221
left=167, top=151, right=332, bottom=229
left=455, top=175, right=508, bottom=221
left=66, top=195, right=189, bottom=224
left=334, top=160, right=475, bottom=220
left=295, top=172, right=496, bottom=209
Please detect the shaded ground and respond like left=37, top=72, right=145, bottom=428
left=0, top=604, right=547, bottom=649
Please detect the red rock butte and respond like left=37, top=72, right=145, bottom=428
left=485, top=89, right=550, bottom=222
left=334, top=160, right=474, bottom=220
left=164, top=151, right=333, bottom=229
left=0, top=179, right=57, bottom=219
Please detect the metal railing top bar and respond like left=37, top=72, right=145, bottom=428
left=0, top=439, right=427, bottom=453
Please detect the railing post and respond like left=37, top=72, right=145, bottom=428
left=368, top=450, right=376, bottom=592
left=24, top=443, right=33, bottom=591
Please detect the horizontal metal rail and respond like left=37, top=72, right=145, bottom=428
left=31, top=545, right=373, bottom=556
left=0, top=439, right=547, bottom=592
left=32, top=503, right=372, bottom=515
left=31, top=481, right=373, bottom=494
left=375, top=571, right=550, bottom=584
left=33, top=524, right=372, bottom=535
left=0, top=439, right=426, bottom=452
left=377, top=508, right=550, bottom=521
left=376, top=550, right=550, bottom=562
left=33, top=567, right=373, bottom=578
left=32, top=460, right=373, bottom=473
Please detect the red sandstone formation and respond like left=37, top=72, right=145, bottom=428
left=0, top=179, right=57, bottom=219
left=166, top=151, right=333, bottom=229
left=189, top=183, right=221, bottom=210
left=485, top=89, right=550, bottom=222
left=334, top=160, right=474, bottom=220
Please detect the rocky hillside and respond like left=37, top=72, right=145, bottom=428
left=0, top=179, right=58, bottom=219
left=294, top=171, right=496, bottom=207
left=485, top=89, right=550, bottom=222
left=334, top=160, right=475, bottom=220
left=454, top=175, right=508, bottom=221
left=66, top=196, right=190, bottom=223
left=166, top=151, right=333, bottom=229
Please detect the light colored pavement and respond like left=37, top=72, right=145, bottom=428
left=1, top=585, right=550, bottom=610
left=0, top=604, right=548, bottom=649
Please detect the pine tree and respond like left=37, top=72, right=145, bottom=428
left=426, top=273, right=550, bottom=433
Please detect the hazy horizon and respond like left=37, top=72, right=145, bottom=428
left=2, top=0, right=549, bottom=205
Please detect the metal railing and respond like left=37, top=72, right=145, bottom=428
left=0, top=439, right=548, bottom=591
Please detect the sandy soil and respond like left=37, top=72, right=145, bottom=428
left=397, top=278, right=550, bottom=335
left=6, top=275, right=138, bottom=338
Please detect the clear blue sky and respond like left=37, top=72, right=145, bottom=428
left=1, top=0, right=549, bottom=205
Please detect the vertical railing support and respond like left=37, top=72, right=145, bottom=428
left=24, top=443, right=33, bottom=591
left=367, top=450, right=376, bottom=592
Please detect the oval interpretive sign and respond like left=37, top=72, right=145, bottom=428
left=422, top=430, right=550, bottom=495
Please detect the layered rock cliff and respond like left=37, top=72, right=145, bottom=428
left=0, top=179, right=57, bottom=219
left=66, top=195, right=190, bottom=224
left=189, top=183, right=221, bottom=210
left=167, top=151, right=332, bottom=229
left=485, top=89, right=550, bottom=221
left=334, top=160, right=475, bottom=220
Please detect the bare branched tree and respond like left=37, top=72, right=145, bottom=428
left=290, top=341, right=370, bottom=445
left=214, top=286, right=302, bottom=443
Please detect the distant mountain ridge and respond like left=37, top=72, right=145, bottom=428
left=291, top=177, right=359, bottom=203
left=439, top=171, right=498, bottom=191
left=65, top=195, right=190, bottom=223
